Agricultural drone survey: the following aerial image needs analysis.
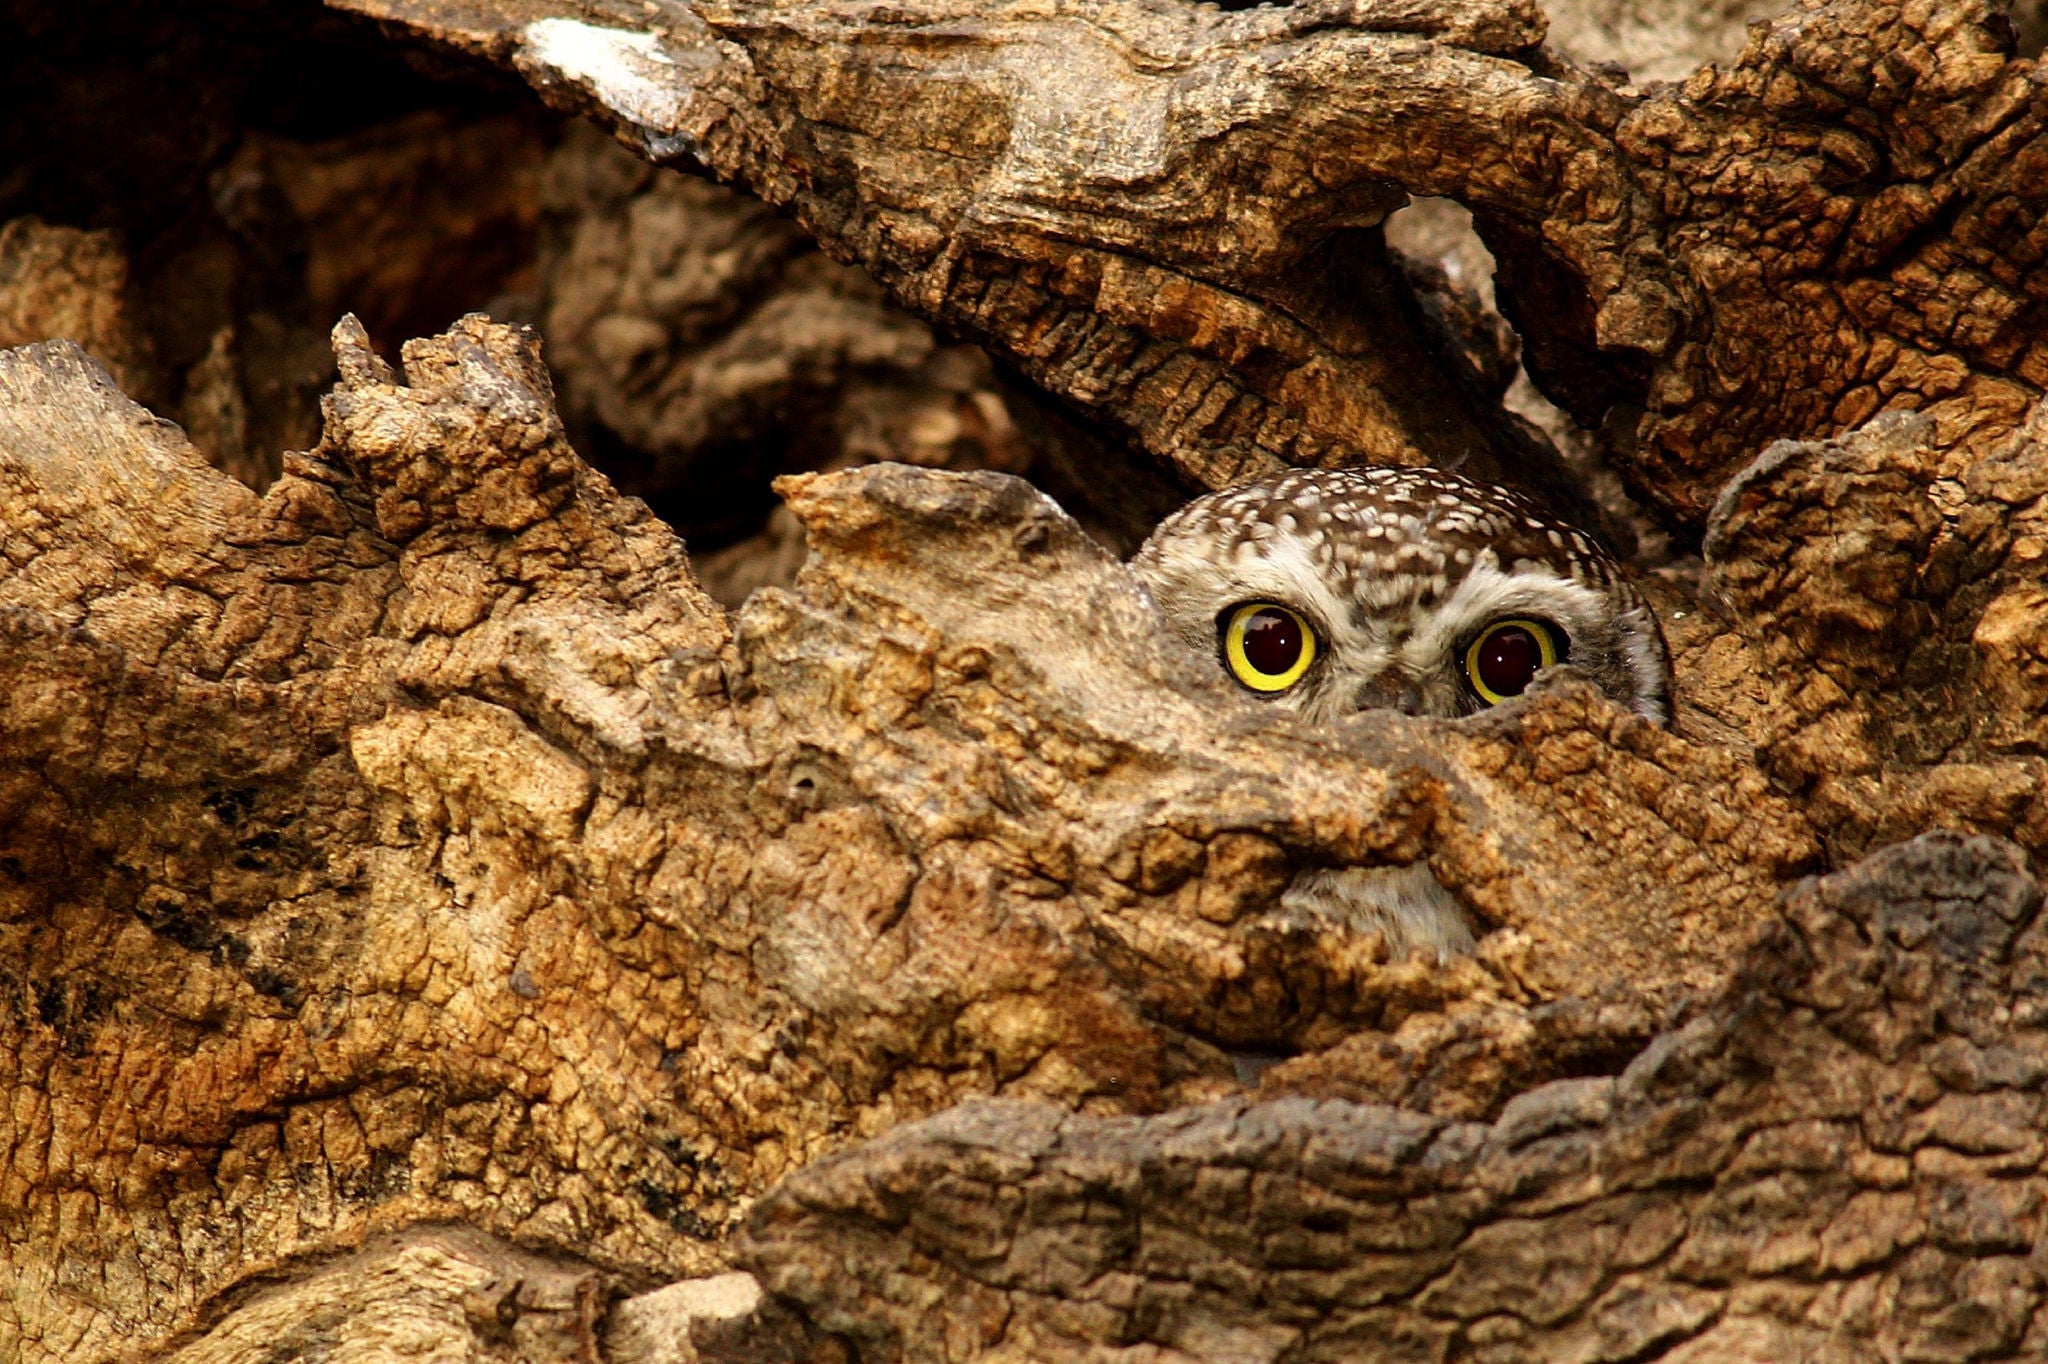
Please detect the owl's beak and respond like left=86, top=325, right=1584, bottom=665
left=1350, top=671, right=1426, bottom=717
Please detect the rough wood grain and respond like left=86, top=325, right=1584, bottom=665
left=335, top=0, right=1591, bottom=509
left=0, top=318, right=1811, bottom=1359
left=319, top=0, right=2048, bottom=882
left=740, top=833, right=2048, bottom=1362
left=1, top=0, right=2046, bottom=1356
left=336, top=0, right=2048, bottom=526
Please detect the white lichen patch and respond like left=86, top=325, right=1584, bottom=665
left=521, top=17, right=686, bottom=133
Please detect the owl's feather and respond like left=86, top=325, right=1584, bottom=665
left=1130, top=466, right=1671, bottom=960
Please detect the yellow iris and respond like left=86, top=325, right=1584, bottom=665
left=1223, top=602, right=1317, bottom=693
left=1464, top=618, right=1561, bottom=705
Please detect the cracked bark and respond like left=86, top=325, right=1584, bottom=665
left=1, top=0, right=2046, bottom=1358
left=741, top=834, right=2048, bottom=1362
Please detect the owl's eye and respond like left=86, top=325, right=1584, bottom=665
left=1222, top=603, right=1318, bottom=692
left=1464, top=619, right=1564, bottom=705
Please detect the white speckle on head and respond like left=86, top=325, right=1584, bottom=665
left=1129, top=464, right=1671, bottom=727
left=524, top=18, right=686, bottom=133
left=1128, top=464, right=1676, bottom=964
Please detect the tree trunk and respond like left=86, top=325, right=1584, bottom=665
left=1, top=0, right=2045, bottom=1359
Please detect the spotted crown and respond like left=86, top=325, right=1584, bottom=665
left=1129, top=465, right=1671, bottom=725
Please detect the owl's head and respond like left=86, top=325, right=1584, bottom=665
left=1130, top=467, right=1671, bottom=725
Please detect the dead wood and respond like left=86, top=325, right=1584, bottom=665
left=332, top=0, right=2048, bottom=866
left=740, top=834, right=2047, bottom=1361
left=0, top=0, right=2046, bottom=1358
left=339, top=0, right=2048, bottom=516
left=0, top=316, right=1815, bottom=1357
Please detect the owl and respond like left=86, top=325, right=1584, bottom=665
left=1130, top=465, right=1672, bottom=959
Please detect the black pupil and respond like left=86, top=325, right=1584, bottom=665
left=1476, top=625, right=1544, bottom=697
left=1242, top=608, right=1303, bottom=676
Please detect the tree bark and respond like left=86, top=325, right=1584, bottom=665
left=0, top=0, right=2044, bottom=1358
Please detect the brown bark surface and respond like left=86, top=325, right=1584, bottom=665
left=0, top=0, right=2045, bottom=1359
left=332, top=0, right=2048, bottom=862
left=743, top=834, right=2048, bottom=1362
